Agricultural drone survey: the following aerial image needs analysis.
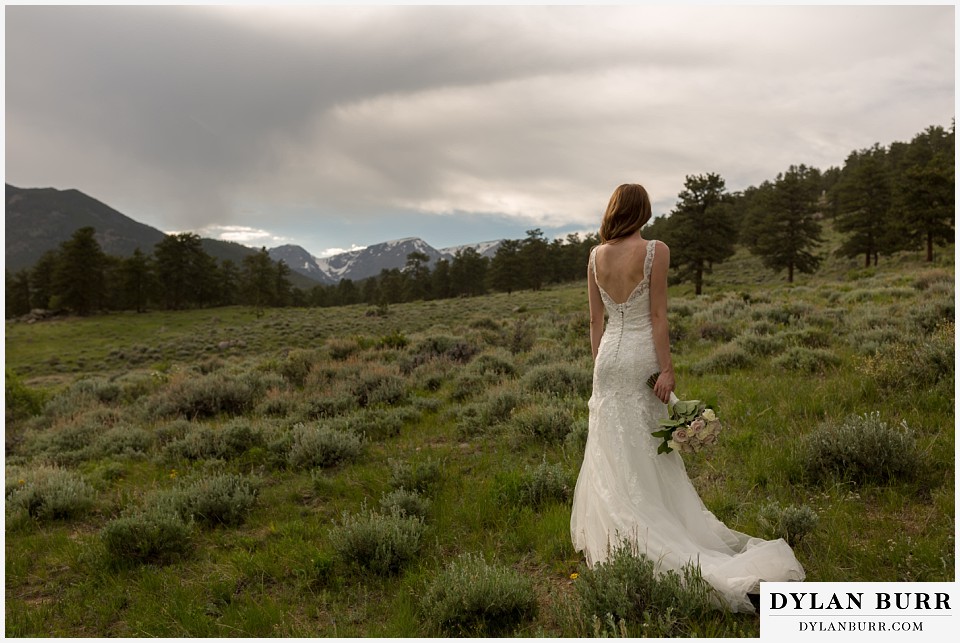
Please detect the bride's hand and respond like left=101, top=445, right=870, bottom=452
left=653, top=370, right=675, bottom=404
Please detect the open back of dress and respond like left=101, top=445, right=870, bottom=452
left=570, top=239, right=805, bottom=613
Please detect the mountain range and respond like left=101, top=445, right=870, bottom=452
left=4, top=184, right=504, bottom=287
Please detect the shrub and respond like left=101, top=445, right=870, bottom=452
left=506, top=318, right=537, bottom=355
left=690, top=343, right=753, bottom=375
left=160, top=473, right=260, bottom=527
left=909, top=300, right=954, bottom=334
left=469, top=349, right=517, bottom=378
left=279, top=349, right=322, bottom=387
left=694, top=321, right=736, bottom=342
left=5, top=369, right=46, bottom=423
left=338, top=406, right=418, bottom=441
left=418, top=553, right=538, bottom=636
left=5, top=466, right=95, bottom=521
left=288, top=423, right=364, bottom=469
left=145, top=370, right=274, bottom=419
left=388, top=457, right=443, bottom=496
left=500, top=458, right=571, bottom=508
left=329, top=506, right=424, bottom=575
left=379, top=488, right=431, bottom=520
left=756, top=501, right=819, bottom=547
left=771, top=346, right=840, bottom=373
left=351, top=366, right=408, bottom=407
left=303, top=393, right=358, bottom=419
left=405, top=335, right=479, bottom=372
left=510, top=404, right=575, bottom=444
left=101, top=506, right=193, bottom=565
left=154, top=419, right=192, bottom=446
left=522, top=365, right=591, bottom=397
left=573, top=542, right=714, bottom=637
left=913, top=269, right=953, bottom=291
left=326, top=337, right=361, bottom=361
left=163, top=420, right=264, bottom=462
left=859, top=321, right=953, bottom=390
left=799, top=412, right=920, bottom=485
left=95, top=425, right=154, bottom=457
left=735, top=331, right=786, bottom=357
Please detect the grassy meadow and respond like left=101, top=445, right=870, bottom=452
left=4, top=241, right=955, bottom=637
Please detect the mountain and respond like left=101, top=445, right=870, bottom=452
left=314, top=237, right=446, bottom=283
left=4, top=184, right=319, bottom=290
left=5, top=183, right=507, bottom=289
left=439, top=239, right=504, bottom=259
left=267, top=245, right=335, bottom=285
left=5, top=184, right=167, bottom=271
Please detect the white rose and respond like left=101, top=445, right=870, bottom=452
left=702, top=409, right=717, bottom=422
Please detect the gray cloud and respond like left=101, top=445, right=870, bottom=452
left=5, top=5, right=954, bottom=245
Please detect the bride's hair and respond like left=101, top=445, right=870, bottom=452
left=599, top=184, right=652, bottom=243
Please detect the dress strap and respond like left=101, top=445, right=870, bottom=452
left=588, top=245, right=598, bottom=280
left=644, top=239, right=657, bottom=284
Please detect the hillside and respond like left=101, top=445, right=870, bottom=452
left=4, top=245, right=953, bottom=637
left=5, top=184, right=168, bottom=271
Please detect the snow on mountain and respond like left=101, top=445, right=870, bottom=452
left=439, top=239, right=504, bottom=259
left=272, top=237, right=507, bottom=285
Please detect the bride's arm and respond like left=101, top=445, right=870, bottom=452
left=649, top=241, right=675, bottom=403
left=588, top=258, right=604, bottom=360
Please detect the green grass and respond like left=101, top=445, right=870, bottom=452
left=5, top=242, right=954, bottom=637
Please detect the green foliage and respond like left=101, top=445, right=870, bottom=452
left=499, top=458, right=571, bottom=508
left=101, top=506, right=193, bottom=566
left=388, top=457, right=443, bottom=496
left=522, top=364, right=591, bottom=397
left=329, top=506, right=425, bottom=576
left=145, top=370, right=278, bottom=419
left=756, top=501, right=819, bottom=547
left=379, top=487, right=431, bottom=520
left=859, top=321, right=953, bottom=390
left=5, top=465, right=96, bottom=522
left=5, top=369, right=46, bottom=423
left=287, top=423, right=365, bottom=469
left=771, top=346, right=840, bottom=373
left=163, top=419, right=265, bottom=462
left=572, top=543, right=715, bottom=637
left=509, top=404, right=575, bottom=444
left=417, top=553, right=538, bottom=636
left=158, top=473, right=260, bottom=527
left=690, top=343, right=753, bottom=375
left=799, top=412, right=920, bottom=485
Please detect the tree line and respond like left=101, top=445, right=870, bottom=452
left=5, top=123, right=953, bottom=317
left=5, top=230, right=298, bottom=317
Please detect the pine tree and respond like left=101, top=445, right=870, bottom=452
left=54, top=226, right=106, bottom=315
left=153, top=233, right=211, bottom=309
left=832, top=144, right=893, bottom=267
left=242, top=247, right=277, bottom=314
left=663, top=173, right=737, bottom=295
left=745, top=165, right=823, bottom=282
left=120, top=248, right=154, bottom=313
left=896, top=124, right=955, bottom=261
left=6, top=270, right=32, bottom=318
left=489, top=239, right=523, bottom=294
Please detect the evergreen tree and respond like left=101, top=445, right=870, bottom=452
left=153, top=233, right=211, bottom=309
left=120, top=248, right=154, bottom=313
left=361, top=276, right=380, bottom=304
left=663, top=173, right=737, bottom=295
left=449, top=248, right=489, bottom=296
left=431, top=257, right=452, bottom=300
left=896, top=124, right=955, bottom=261
left=54, top=226, right=106, bottom=315
left=745, top=165, right=823, bottom=282
left=403, top=251, right=432, bottom=301
left=489, top=239, right=523, bottom=294
left=242, top=247, right=277, bottom=313
left=29, top=250, right=59, bottom=310
left=337, top=279, right=360, bottom=306
left=832, top=144, right=894, bottom=267
left=6, top=270, right=32, bottom=318
left=519, top=229, right=550, bottom=290
left=218, top=259, right=241, bottom=306
left=275, top=259, right=294, bottom=307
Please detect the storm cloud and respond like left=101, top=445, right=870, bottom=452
left=5, top=4, right=954, bottom=255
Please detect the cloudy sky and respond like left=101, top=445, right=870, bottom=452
left=5, top=4, right=955, bottom=258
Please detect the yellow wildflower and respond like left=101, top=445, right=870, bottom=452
left=570, top=572, right=579, bottom=580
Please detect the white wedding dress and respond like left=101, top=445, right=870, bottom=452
left=570, top=239, right=805, bottom=613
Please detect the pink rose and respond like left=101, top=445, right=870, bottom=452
left=673, top=428, right=689, bottom=443
left=690, top=419, right=706, bottom=435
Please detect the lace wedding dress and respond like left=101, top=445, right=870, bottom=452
left=570, top=239, right=805, bottom=613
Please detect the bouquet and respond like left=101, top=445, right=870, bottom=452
left=645, top=373, right=722, bottom=455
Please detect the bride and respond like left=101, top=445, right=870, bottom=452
left=569, top=183, right=805, bottom=613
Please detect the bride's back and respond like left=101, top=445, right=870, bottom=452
left=594, top=235, right=650, bottom=304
